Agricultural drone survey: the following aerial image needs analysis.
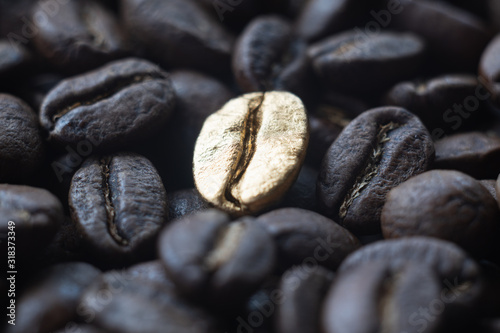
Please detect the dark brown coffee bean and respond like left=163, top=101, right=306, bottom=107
left=277, top=265, right=334, bottom=333
left=318, top=107, right=434, bottom=234
left=323, top=261, right=443, bottom=333
left=79, top=269, right=217, bottom=333
left=256, top=208, right=360, bottom=271
left=433, top=132, right=500, bottom=179
left=308, top=31, right=425, bottom=95
left=480, top=34, right=500, bottom=107
left=32, top=0, right=127, bottom=73
left=126, top=260, right=175, bottom=290
left=69, top=152, right=168, bottom=264
left=381, top=170, right=499, bottom=256
left=232, top=15, right=311, bottom=99
left=158, top=209, right=276, bottom=306
left=294, top=0, right=365, bottom=42
left=385, top=75, right=489, bottom=135
left=339, top=237, right=484, bottom=312
left=0, top=93, right=44, bottom=183
left=6, top=262, right=100, bottom=333
left=167, top=188, right=210, bottom=221
left=39, top=58, right=175, bottom=151
left=392, top=0, right=492, bottom=71
left=480, top=179, right=499, bottom=202
left=121, top=0, right=234, bottom=74
left=278, top=165, right=319, bottom=211
left=0, top=184, right=63, bottom=260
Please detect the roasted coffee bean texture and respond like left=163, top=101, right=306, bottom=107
left=318, top=106, right=435, bottom=234
left=4, top=0, right=500, bottom=332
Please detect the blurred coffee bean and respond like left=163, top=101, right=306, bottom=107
left=15, top=73, right=64, bottom=111
left=318, top=107, right=434, bottom=234
left=5, top=262, right=100, bottom=333
left=308, top=31, right=425, bottom=95
left=0, top=184, right=63, bottom=260
left=339, top=237, right=484, bottom=314
left=381, top=170, right=499, bottom=256
left=52, top=325, right=107, bottom=333
left=158, top=209, right=276, bottom=307
left=294, top=0, right=367, bottom=42
left=256, top=208, right=360, bottom=271
left=433, top=132, right=500, bottom=179
left=278, top=165, right=319, bottom=211
left=392, top=0, right=492, bottom=71
left=69, top=153, right=168, bottom=265
left=232, top=15, right=312, bottom=100
left=385, top=75, right=490, bottom=136
left=39, top=58, right=175, bottom=152
left=277, top=265, right=334, bottom=333
left=0, top=93, right=44, bottom=183
left=480, top=34, right=500, bottom=107
left=32, top=0, right=128, bottom=73
left=323, top=261, right=444, bottom=333
left=121, top=0, right=234, bottom=74
left=79, top=269, right=217, bottom=333
left=167, top=188, right=210, bottom=221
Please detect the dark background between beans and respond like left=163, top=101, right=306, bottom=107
left=1, top=0, right=500, bottom=332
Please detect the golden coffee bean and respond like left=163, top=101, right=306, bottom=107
left=193, top=91, right=309, bottom=215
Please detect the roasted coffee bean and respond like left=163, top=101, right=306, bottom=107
left=480, top=180, right=498, bottom=201
left=323, top=261, right=443, bottom=333
left=16, top=73, right=64, bottom=111
left=193, top=91, right=309, bottom=215
left=392, top=0, right=492, bottom=71
left=318, top=107, right=434, bottom=234
left=277, top=265, right=334, bottom=333
left=339, top=237, right=483, bottom=312
left=433, top=132, right=500, bottom=179
left=232, top=15, right=311, bottom=99
left=0, top=41, right=32, bottom=81
left=32, top=0, right=127, bottom=73
left=381, top=170, right=499, bottom=256
left=69, top=152, right=167, bottom=264
left=256, top=208, right=360, bottom=270
left=158, top=209, right=276, bottom=306
left=126, top=260, right=175, bottom=290
left=121, top=0, right=234, bottom=74
left=167, top=188, right=210, bottom=221
left=0, top=93, right=44, bottom=183
left=308, top=31, right=425, bottom=95
left=155, top=70, right=234, bottom=190
left=385, top=75, right=489, bottom=135
left=79, top=269, right=217, bottom=333
left=0, top=184, right=63, bottom=259
left=5, top=262, right=100, bottom=333
left=294, top=0, right=365, bottom=42
left=40, top=58, right=175, bottom=151
left=480, top=34, right=500, bottom=107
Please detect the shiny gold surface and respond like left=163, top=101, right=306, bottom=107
left=193, top=91, right=309, bottom=215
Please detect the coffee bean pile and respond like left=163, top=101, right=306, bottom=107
left=1, top=0, right=500, bottom=332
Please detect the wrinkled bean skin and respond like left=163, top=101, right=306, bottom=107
left=0, top=93, right=44, bottom=183
left=318, top=107, right=434, bottom=234
left=381, top=170, right=500, bottom=256
left=69, top=152, right=168, bottom=265
left=40, top=58, right=175, bottom=151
